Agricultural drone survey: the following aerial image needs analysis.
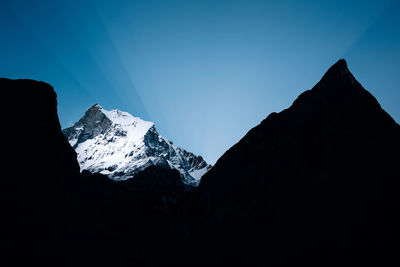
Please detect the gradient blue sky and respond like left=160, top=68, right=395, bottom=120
left=1, top=0, right=399, bottom=164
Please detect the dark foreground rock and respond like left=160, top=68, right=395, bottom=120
left=68, top=166, right=192, bottom=266
left=3, top=78, right=80, bottom=265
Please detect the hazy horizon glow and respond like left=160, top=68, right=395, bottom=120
left=1, top=0, right=399, bottom=164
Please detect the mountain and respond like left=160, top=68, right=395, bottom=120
left=189, top=60, right=400, bottom=265
left=63, top=104, right=211, bottom=186
left=3, top=59, right=399, bottom=266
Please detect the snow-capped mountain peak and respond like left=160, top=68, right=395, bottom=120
left=63, top=104, right=211, bottom=186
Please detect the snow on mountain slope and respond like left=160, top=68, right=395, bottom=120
left=63, top=104, right=211, bottom=186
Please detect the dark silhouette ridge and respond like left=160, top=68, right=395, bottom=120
left=3, top=78, right=80, bottom=265
left=190, top=59, right=400, bottom=265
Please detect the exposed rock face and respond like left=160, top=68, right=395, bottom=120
left=63, top=104, right=211, bottom=186
left=63, top=104, right=113, bottom=144
left=190, top=60, right=400, bottom=265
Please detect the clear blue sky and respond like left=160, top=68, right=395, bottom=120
left=1, top=0, right=399, bottom=164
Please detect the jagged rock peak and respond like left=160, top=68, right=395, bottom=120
left=319, top=59, right=357, bottom=85
left=88, top=103, right=103, bottom=111
left=285, top=58, right=388, bottom=119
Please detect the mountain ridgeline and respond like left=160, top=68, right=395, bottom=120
left=3, top=60, right=399, bottom=266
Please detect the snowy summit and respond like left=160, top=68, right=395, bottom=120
left=63, top=104, right=211, bottom=186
